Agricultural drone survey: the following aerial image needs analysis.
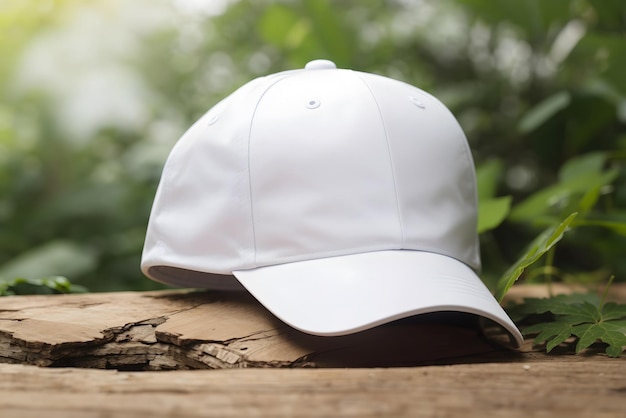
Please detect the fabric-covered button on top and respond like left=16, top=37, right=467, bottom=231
left=304, top=59, right=337, bottom=70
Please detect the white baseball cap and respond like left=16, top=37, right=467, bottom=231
left=141, top=59, right=523, bottom=348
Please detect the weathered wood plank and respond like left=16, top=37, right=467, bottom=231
left=1, top=360, right=625, bottom=417
left=1, top=284, right=625, bottom=417
left=0, top=289, right=527, bottom=369
left=1, top=284, right=624, bottom=370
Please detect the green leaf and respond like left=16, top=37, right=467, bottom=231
left=495, top=212, right=578, bottom=301
left=509, top=292, right=600, bottom=316
left=518, top=91, right=571, bottom=134
left=574, top=219, right=626, bottom=236
left=476, top=160, right=504, bottom=199
left=602, top=304, right=626, bottom=321
left=507, top=293, right=601, bottom=322
left=0, top=276, right=86, bottom=296
left=523, top=321, right=573, bottom=352
left=516, top=285, right=626, bottom=357
left=509, top=169, right=618, bottom=222
left=577, top=186, right=602, bottom=214
left=547, top=325, right=575, bottom=353
left=606, top=343, right=626, bottom=358
left=600, top=320, right=626, bottom=334
left=477, top=196, right=512, bottom=234
left=558, top=152, right=607, bottom=182
left=475, top=160, right=511, bottom=234
left=572, top=323, right=597, bottom=352
left=573, top=323, right=626, bottom=357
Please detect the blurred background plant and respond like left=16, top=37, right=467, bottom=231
left=1, top=0, right=625, bottom=294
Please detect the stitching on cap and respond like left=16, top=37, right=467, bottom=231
left=443, top=106, right=481, bottom=270
left=246, top=74, right=297, bottom=268
left=354, top=72, right=405, bottom=248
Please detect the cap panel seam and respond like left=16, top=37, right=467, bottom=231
left=237, top=245, right=403, bottom=271
left=416, top=90, right=481, bottom=268
left=247, top=74, right=300, bottom=268
left=404, top=242, right=481, bottom=272
left=354, top=72, right=405, bottom=248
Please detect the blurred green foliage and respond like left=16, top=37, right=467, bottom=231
left=0, top=275, right=86, bottom=296
left=0, top=0, right=625, bottom=294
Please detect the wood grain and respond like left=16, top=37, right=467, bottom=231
left=1, top=360, right=625, bottom=417
left=1, top=284, right=625, bottom=417
left=0, top=289, right=522, bottom=369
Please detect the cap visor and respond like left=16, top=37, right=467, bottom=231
left=233, top=250, right=523, bottom=348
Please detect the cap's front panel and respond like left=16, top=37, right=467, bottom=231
left=249, top=70, right=403, bottom=266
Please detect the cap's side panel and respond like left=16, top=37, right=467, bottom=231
left=359, top=74, right=481, bottom=270
left=141, top=78, right=269, bottom=277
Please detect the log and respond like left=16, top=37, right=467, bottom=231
left=1, top=284, right=624, bottom=370
left=1, top=284, right=625, bottom=370
left=0, top=289, right=520, bottom=370
left=1, top=284, right=625, bottom=417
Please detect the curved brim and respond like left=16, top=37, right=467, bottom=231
left=233, top=250, right=523, bottom=348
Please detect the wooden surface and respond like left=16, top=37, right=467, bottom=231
left=0, top=289, right=525, bottom=369
left=2, top=360, right=625, bottom=418
left=1, top=284, right=625, bottom=417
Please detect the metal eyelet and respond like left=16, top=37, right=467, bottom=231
left=306, top=99, right=321, bottom=109
left=207, top=113, right=220, bottom=125
left=409, top=96, right=426, bottom=109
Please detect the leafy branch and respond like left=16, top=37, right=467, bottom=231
left=494, top=212, right=578, bottom=301
left=477, top=151, right=626, bottom=357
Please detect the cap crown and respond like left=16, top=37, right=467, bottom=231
left=142, top=64, right=480, bottom=278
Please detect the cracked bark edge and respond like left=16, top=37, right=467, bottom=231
left=0, top=290, right=314, bottom=370
left=44, top=319, right=310, bottom=370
